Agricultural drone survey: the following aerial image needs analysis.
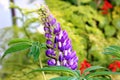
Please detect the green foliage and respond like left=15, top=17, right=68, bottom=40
left=1, top=38, right=46, bottom=62
left=28, top=66, right=119, bottom=80
left=45, top=0, right=120, bottom=68
left=1, top=42, right=31, bottom=60
left=50, top=76, right=77, bottom=80
left=85, top=71, right=120, bottom=79
left=28, top=66, right=79, bottom=78
left=103, top=45, right=120, bottom=58
left=28, top=42, right=46, bottom=61
left=8, top=38, right=31, bottom=45
left=1, top=0, right=120, bottom=80
left=63, top=0, right=80, bottom=6
left=104, top=26, right=116, bottom=37
left=83, top=66, right=106, bottom=75
left=28, top=42, right=40, bottom=61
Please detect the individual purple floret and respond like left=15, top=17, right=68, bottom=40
left=40, top=7, right=78, bottom=70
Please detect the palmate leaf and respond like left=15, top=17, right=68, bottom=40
left=1, top=42, right=31, bottom=60
left=28, top=66, right=79, bottom=78
left=83, top=66, right=107, bottom=75
left=103, top=45, right=120, bottom=58
left=8, top=38, right=32, bottom=45
left=33, top=46, right=40, bottom=61
left=50, top=76, right=78, bottom=80
left=27, top=42, right=41, bottom=61
left=40, top=43, right=47, bottom=49
left=28, top=44, right=37, bottom=57
left=85, top=71, right=120, bottom=79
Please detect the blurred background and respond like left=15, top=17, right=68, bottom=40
left=0, top=0, right=120, bottom=80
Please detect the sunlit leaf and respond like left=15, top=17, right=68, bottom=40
left=8, top=38, right=31, bottom=45
left=80, top=0, right=92, bottom=3
left=40, top=43, right=47, bottom=49
left=28, top=44, right=37, bottom=57
left=87, top=77, right=111, bottom=80
left=103, top=45, right=120, bottom=58
left=83, top=66, right=107, bottom=75
left=104, top=26, right=116, bottom=37
left=33, top=46, right=40, bottom=61
left=75, top=70, right=80, bottom=76
left=28, top=66, right=79, bottom=77
left=85, top=71, right=120, bottom=79
left=50, top=76, right=78, bottom=80
left=27, top=42, right=41, bottom=61
left=1, top=43, right=31, bottom=60
left=112, top=58, right=120, bottom=61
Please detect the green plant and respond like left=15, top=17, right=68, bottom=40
left=1, top=5, right=120, bottom=80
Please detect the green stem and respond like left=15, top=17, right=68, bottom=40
left=23, top=25, right=30, bottom=38
left=39, top=58, right=47, bottom=80
left=21, top=12, right=30, bottom=39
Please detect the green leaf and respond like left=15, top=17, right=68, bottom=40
left=80, top=0, right=91, bottom=3
left=28, top=66, right=79, bottom=77
left=27, top=42, right=41, bottom=61
left=112, top=58, right=120, bottom=61
left=8, top=38, right=31, bottom=45
left=87, top=77, right=111, bottom=80
left=40, top=43, right=47, bottom=49
left=50, top=76, right=78, bottom=80
left=28, top=45, right=36, bottom=57
left=85, top=71, right=120, bottom=79
left=33, top=46, right=40, bottom=61
left=1, top=42, right=31, bottom=59
left=103, top=45, right=120, bottom=58
left=83, top=66, right=107, bottom=75
left=104, top=26, right=116, bottom=37
left=75, top=70, right=80, bottom=76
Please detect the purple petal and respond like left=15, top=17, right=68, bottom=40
left=59, top=52, right=64, bottom=62
left=56, top=61, right=60, bottom=66
left=68, top=59, right=74, bottom=66
left=53, top=43, right=57, bottom=48
left=62, top=60, right=67, bottom=66
left=46, top=49, right=55, bottom=57
left=46, top=40, right=52, bottom=45
left=70, top=62, right=77, bottom=70
left=64, top=63, right=70, bottom=68
left=50, top=18, right=56, bottom=26
left=47, top=59, right=56, bottom=66
left=61, top=35, right=68, bottom=43
left=44, top=27, right=49, bottom=32
left=63, top=50, right=70, bottom=60
left=70, top=51, right=76, bottom=59
left=54, top=37, right=58, bottom=43
left=47, top=15, right=54, bottom=21
left=54, top=23, right=61, bottom=34
left=58, top=46, right=65, bottom=52
left=45, top=33, right=52, bottom=38
left=72, top=56, right=78, bottom=62
left=65, top=43, right=71, bottom=50
left=58, top=42, right=62, bottom=48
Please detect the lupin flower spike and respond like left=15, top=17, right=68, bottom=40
left=40, top=6, right=78, bottom=70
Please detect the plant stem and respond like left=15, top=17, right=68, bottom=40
left=39, top=58, right=47, bottom=80
left=21, top=12, right=30, bottom=39
left=10, top=0, right=16, bottom=25
left=10, top=0, right=19, bottom=38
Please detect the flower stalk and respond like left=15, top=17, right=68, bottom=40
left=39, top=6, right=78, bottom=70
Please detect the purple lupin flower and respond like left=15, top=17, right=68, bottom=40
left=40, top=6, right=78, bottom=70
